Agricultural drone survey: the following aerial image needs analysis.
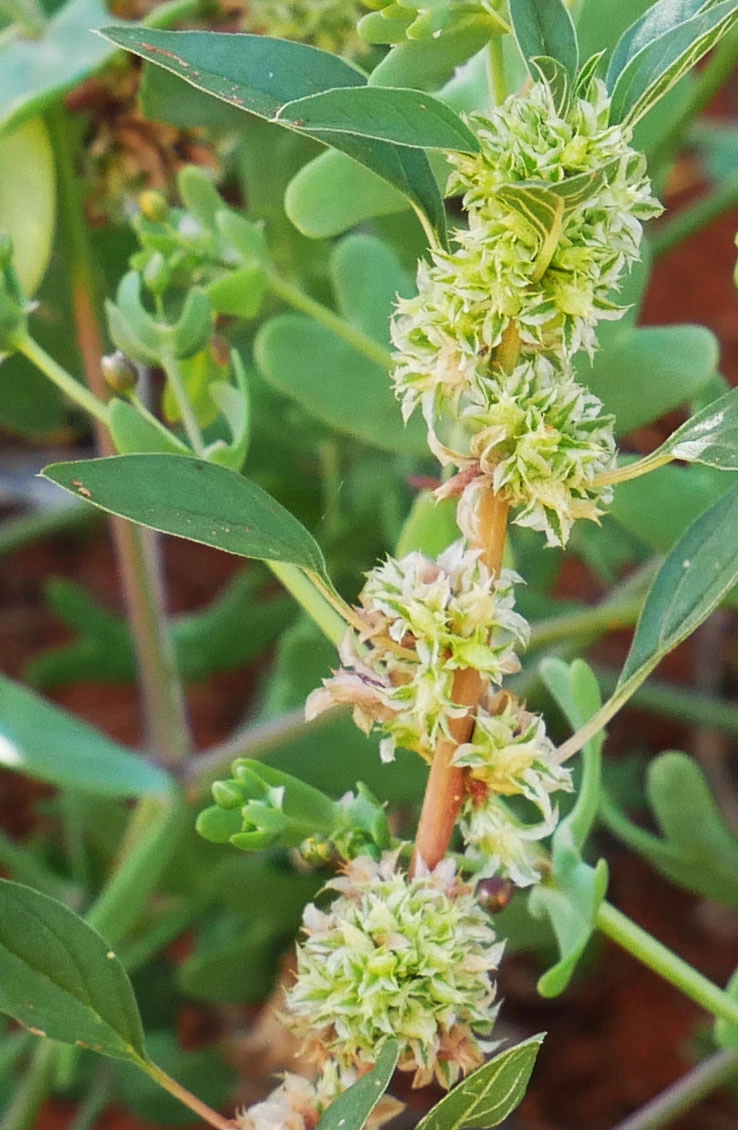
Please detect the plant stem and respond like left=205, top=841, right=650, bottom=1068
left=411, top=666, right=481, bottom=874
left=411, top=485, right=510, bottom=873
left=266, top=272, right=394, bottom=371
left=142, top=1060, right=237, bottom=1130
left=486, top=36, right=507, bottom=106
left=593, top=665, right=738, bottom=739
left=597, top=900, right=738, bottom=1031
left=17, top=334, right=109, bottom=423
left=0, top=1039, right=58, bottom=1130
left=47, top=101, right=193, bottom=766
left=607, top=1049, right=738, bottom=1130
left=267, top=561, right=348, bottom=645
left=650, top=170, right=738, bottom=258
left=162, top=352, right=206, bottom=455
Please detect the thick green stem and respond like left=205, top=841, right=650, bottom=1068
left=486, top=36, right=508, bottom=106
left=609, top=1049, right=738, bottom=1130
left=266, top=272, right=394, bottom=371
left=597, top=901, right=738, bottom=1030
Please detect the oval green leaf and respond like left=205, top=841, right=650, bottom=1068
left=276, top=87, right=479, bottom=152
left=0, top=879, right=147, bottom=1063
left=606, top=0, right=706, bottom=89
left=318, top=1040, right=400, bottom=1130
left=41, top=453, right=329, bottom=580
left=656, top=385, right=738, bottom=471
left=0, top=674, right=171, bottom=797
left=415, top=1034, right=545, bottom=1130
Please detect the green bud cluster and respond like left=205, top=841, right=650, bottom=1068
left=358, top=0, right=507, bottom=45
left=392, top=70, right=661, bottom=547
left=286, top=852, right=503, bottom=1089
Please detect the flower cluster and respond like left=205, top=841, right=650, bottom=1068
left=306, top=540, right=527, bottom=763
left=286, top=852, right=503, bottom=1089
left=453, top=691, right=572, bottom=886
left=391, top=72, right=661, bottom=546
left=235, top=1074, right=320, bottom=1130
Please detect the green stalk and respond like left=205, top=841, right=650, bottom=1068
left=597, top=900, right=738, bottom=1030
left=609, top=1050, right=738, bottom=1130
left=486, top=36, right=508, bottom=106
left=66, top=1069, right=114, bottom=1130
left=266, top=272, right=394, bottom=371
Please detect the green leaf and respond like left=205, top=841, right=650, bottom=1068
left=318, top=1040, right=400, bottom=1130
left=601, top=752, right=738, bottom=910
left=395, top=491, right=459, bottom=557
left=581, top=323, right=719, bottom=436
left=652, top=385, right=738, bottom=471
left=414, top=1034, right=545, bottom=1130
left=608, top=0, right=738, bottom=127
left=540, top=659, right=603, bottom=849
left=529, top=855, right=609, bottom=997
left=41, top=453, right=330, bottom=580
left=0, top=674, right=171, bottom=796
left=256, top=234, right=427, bottom=454
left=285, top=149, right=410, bottom=239
left=559, top=480, right=738, bottom=760
left=508, top=0, right=579, bottom=78
left=276, top=87, right=480, bottom=152
left=368, top=14, right=499, bottom=91
left=606, top=0, right=708, bottom=89
left=108, top=399, right=190, bottom=456
left=0, top=118, right=56, bottom=297
left=0, top=879, right=147, bottom=1063
left=618, top=479, right=738, bottom=690
left=100, top=27, right=448, bottom=245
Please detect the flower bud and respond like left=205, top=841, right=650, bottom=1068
left=138, top=190, right=169, bottom=223
left=101, top=351, right=138, bottom=394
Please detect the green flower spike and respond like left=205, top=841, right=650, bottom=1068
left=286, top=851, right=503, bottom=1090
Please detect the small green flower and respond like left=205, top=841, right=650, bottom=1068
left=286, top=852, right=503, bottom=1088
left=305, top=540, right=527, bottom=761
